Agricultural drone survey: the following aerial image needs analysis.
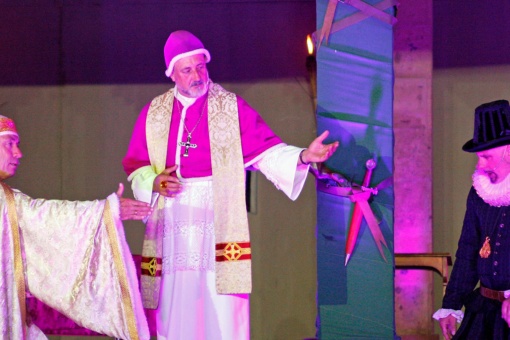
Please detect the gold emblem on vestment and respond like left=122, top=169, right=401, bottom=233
left=141, top=257, right=158, bottom=276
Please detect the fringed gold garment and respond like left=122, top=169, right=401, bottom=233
left=141, top=89, right=174, bottom=308
left=103, top=201, right=139, bottom=340
left=208, top=83, right=251, bottom=294
left=1, top=182, right=27, bottom=339
left=147, top=89, right=174, bottom=175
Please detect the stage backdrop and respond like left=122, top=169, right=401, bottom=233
left=314, top=0, right=396, bottom=338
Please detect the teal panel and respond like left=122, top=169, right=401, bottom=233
left=315, top=0, right=396, bottom=339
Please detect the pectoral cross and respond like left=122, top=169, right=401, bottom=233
left=178, top=133, right=197, bottom=157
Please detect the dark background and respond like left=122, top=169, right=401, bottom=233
left=2, top=0, right=509, bottom=86
left=0, top=0, right=316, bottom=85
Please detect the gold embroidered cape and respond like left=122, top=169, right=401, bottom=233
left=0, top=182, right=149, bottom=339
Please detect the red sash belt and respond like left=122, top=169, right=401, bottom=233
left=141, top=256, right=162, bottom=277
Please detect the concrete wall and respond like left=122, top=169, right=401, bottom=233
left=393, top=0, right=434, bottom=337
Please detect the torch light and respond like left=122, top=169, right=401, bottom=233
left=306, top=34, right=317, bottom=114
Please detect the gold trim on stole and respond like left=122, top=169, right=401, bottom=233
left=208, top=83, right=252, bottom=293
left=1, top=182, right=27, bottom=339
left=103, top=201, right=139, bottom=340
left=141, top=89, right=174, bottom=308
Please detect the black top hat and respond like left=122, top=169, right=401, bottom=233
left=463, top=100, right=510, bottom=152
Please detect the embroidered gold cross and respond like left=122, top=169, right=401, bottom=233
left=223, top=242, right=243, bottom=261
left=141, top=257, right=158, bottom=276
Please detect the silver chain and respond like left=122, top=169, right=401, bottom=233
left=177, top=100, right=206, bottom=137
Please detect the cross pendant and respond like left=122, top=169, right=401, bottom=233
left=178, top=133, right=197, bottom=157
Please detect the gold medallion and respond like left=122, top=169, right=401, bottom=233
left=479, top=236, right=491, bottom=258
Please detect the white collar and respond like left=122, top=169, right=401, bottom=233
left=473, top=170, right=510, bottom=207
left=174, top=88, right=197, bottom=108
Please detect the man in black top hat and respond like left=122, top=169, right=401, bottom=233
left=433, top=100, right=510, bottom=339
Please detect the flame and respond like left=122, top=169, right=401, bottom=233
left=306, top=35, right=314, bottom=55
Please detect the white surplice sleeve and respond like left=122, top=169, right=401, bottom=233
left=128, top=165, right=159, bottom=206
left=15, top=190, right=149, bottom=340
left=247, top=143, right=310, bottom=201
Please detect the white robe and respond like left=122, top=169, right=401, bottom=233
left=0, top=185, right=149, bottom=339
left=131, top=146, right=309, bottom=340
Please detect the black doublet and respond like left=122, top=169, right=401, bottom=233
left=443, top=186, right=510, bottom=339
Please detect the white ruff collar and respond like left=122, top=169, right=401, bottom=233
left=473, top=170, right=510, bottom=207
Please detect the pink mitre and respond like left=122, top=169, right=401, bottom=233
left=164, top=30, right=211, bottom=78
left=0, top=115, right=18, bottom=137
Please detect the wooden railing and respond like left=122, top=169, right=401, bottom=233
left=395, top=252, right=452, bottom=294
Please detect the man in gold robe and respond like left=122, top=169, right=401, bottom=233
left=0, top=115, right=151, bottom=339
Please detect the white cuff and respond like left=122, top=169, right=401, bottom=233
left=252, top=144, right=309, bottom=201
left=127, top=165, right=158, bottom=204
left=432, top=308, right=463, bottom=323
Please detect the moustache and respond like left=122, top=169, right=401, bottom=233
left=190, top=80, right=204, bottom=87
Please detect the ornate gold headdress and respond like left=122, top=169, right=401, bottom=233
left=0, top=116, right=18, bottom=137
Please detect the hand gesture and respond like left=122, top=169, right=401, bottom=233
left=153, top=165, right=182, bottom=198
left=439, top=314, right=457, bottom=340
left=502, top=297, right=510, bottom=326
left=299, top=130, right=339, bottom=165
left=116, top=183, right=152, bottom=220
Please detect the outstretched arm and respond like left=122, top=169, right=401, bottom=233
left=299, top=130, right=339, bottom=165
left=116, top=183, right=153, bottom=220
